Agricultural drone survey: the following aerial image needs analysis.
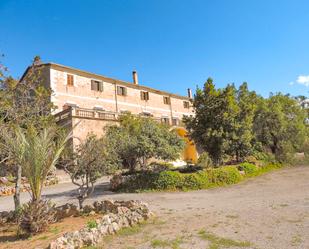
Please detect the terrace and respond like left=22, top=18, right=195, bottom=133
left=54, top=107, right=184, bottom=127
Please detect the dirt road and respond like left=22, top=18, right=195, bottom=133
left=101, top=166, right=309, bottom=249
left=0, top=166, right=308, bottom=248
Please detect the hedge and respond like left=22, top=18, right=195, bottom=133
left=237, top=162, right=259, bottom=176
left=115, top=165, right=242, bottom=192
left=114, top=162, right=282, bottom=192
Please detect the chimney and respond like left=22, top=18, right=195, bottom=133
left=132, top=71, right=138, bottom=85
left=33, top=55, right=42, bottom=65
left=187, top=88, right=192, bottom=98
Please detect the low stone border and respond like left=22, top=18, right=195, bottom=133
left=49, top=200, right=153, bottom=249
left=0, top=178, right=58, bottom=196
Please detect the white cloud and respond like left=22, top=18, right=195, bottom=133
left=289, top=81, right=294, bottom=85
left=296, top=75, right=309, bottom=87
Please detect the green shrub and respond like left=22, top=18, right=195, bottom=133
left=178, top=165, right=203, bottom=173
left=154, top=171, right=184, bottom=190
left=182, top=172, right=209, bottom=190
left=208, top=166, right=243, bottom=185
left=86, top=220, right=98, bottom=229
left=260, top=162, right=282, bottom=173
left=149, top=162, right=174, bottom=172
left=115, top=163, right=282, bottom=192
left=243, top=155, right=259, bottom=165
left=120, top=171, right=158, bottom=192
left=197, top=152, right=213, bottom=169
left=238, top=162, right=258, bottom=175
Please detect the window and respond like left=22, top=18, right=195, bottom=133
left=63, top=102, right=78, bottom=110
left=91, top=80, right=103, bottom=92
left=163, top=96, right=171, bottom=105
left=117, top=86, right=127, bottom=96
left=93, top=106, right=104, bottom=110
left=140, top=111, right=152, bottom=117
left=161, top=117, right=170, bottom=125
left=172, top=118, right=178, bottom=126
left=140, top=91, right=149, bottom=101
left=183, top=101, right=190, bottom=108
left=67, top=74, right=74, bottom=86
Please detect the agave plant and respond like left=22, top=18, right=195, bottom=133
left=1, top=125, right=71, bottom=201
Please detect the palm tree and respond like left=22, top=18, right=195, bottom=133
left=1, top=125, right=71, bottom=201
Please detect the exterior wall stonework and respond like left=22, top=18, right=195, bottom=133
left=26, top=62, right=198, bottom=162
left=49, top=66, right=194, bottom=122
left=71, top=117, right=118, bottom=144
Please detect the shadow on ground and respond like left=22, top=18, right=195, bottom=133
left=42, top=182, right=116, bottom=199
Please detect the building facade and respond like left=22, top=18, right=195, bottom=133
left=22, top=62, right=197, bottom=162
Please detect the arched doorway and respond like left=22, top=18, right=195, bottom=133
left=173, top=127, right=198, bottom=163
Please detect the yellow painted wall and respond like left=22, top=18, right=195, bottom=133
left=174, top=127, right=198, bottom=163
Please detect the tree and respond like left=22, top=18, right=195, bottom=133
left=231, top=83, right=259, bottom=161
left=63, top=134, right=119, bottom=209
left=185, top=78, right=240, bottom=165
left=105, top=113, right=185, bottom=172
left=0, top=56, right=54, bottom=210
left=253, top=93, right=307, bottom=162
left=0, top=125, right=70, bottom=201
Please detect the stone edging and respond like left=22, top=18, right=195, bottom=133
left=49, top=200, right=154, bottom=249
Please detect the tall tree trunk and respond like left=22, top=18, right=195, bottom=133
left=14, top=165, right=21, bottom=211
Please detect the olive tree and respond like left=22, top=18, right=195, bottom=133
left=63, top=134, right=119, bottom=209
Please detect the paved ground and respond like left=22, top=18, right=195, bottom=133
left=1, top=166, right=309, bottom=249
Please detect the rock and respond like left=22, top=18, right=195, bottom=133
left=89, top=210, right=96, bottom=216
left=0, top=177, right=9, bottom=185
left=55, top=203, right=79, bottom=220
left=49, top=199, right=154, bottom=248
left=82, top=204, right=94, bottom=213
left=110, top=174, right=124, bottom=190
left=111, top=222, right=120, bottom=232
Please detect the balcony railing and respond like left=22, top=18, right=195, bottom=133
left=54, top=107, right=184, bottom=127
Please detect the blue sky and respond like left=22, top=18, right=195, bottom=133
left=1, top=0, right=309, bottom=97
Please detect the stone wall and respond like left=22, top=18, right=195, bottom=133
left=49, top=66, right=194, bottom=122
left=49, top=200, right=153, bottom=249
left=0, top=174, right=58, bottom=196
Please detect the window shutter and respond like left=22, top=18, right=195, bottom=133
left=99, top=82, right=103, bottom=92
left=91, top=80, right=95, bottom=90
left=140, top=91, right=144, bottom=100
left=123, top=87, right=127, bottom=96
left=67, top=74, right=74, bottom=86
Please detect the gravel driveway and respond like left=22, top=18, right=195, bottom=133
left=1, top=166, right=309, bottom=249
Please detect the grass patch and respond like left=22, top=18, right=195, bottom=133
left=117, top=225, right=141, bottom=236
left=198, top=229, right=251, bottom=248
left=151, top=236, right=184, bottom=249
left=37, top=235, right=49, bottom=240
left=49, top=226, right=61, bottom=234
left=151, top=239, right=170, bottom=248
left=291, top=234, right=302, bottom=246
left=86, top=220, right=98, bottom=229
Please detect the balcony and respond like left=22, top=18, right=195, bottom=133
left=55, top=107, right=118, bottom=122
left=54, top=107, right=184, bottom=127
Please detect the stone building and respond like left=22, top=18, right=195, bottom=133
left=21, top=62, right=197, bottom=162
